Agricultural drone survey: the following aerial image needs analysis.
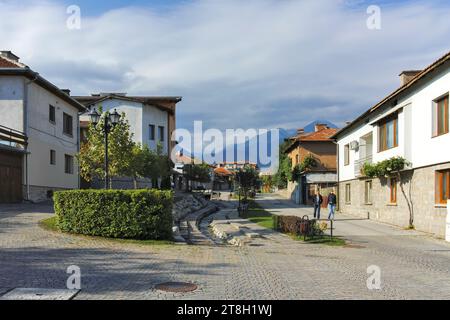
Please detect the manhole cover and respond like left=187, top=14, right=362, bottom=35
left=155, top=282, right=198, bottom=293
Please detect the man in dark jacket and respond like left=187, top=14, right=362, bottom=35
left=328, top=191, right=337, bottom=220
left=313, top=191, right=323, bottom=219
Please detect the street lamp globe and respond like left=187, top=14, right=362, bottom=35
left=88, top=108, right=100, bottom=125
left=110, top=109, right=121, bottom=125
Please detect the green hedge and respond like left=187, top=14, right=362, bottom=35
left=53, top=189, right=173, bottom=240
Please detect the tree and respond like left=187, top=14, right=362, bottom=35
left=78, top=110, right=135, bottom=188
left=291, top=154, right=317, bottom=181
left=235, top=165, right=259, bottom=202
left=273, top=140, right=292, bottom=189
left=362, top=157, right=414, bottom=228
left=183, top=163, right=211, bottom=191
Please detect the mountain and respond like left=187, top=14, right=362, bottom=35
left=303, top=120, right=338, bottom=132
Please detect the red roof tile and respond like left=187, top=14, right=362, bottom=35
left=298, top=128, right=339, bottom=142
left=0, top=56, right=21, bottom=68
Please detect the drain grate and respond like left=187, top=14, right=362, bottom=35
left=155, top=282, right=198, bottom=293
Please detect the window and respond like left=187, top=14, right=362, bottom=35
left=158, top=126, right=165, bottom=142
left=433, top=95, right=449, bottom=137
left=436, top=170, right=450, bottom=205
left=379, top=114, right=398, bottom=152
left=365, top=180, right=372, bottom=204
left=344, top=144, right=350, bottom=166
left=389, top=177, right=397, bottom=204
left=295, top=154, right=299, bottom=165
left=64, top=155, right=74, bottom=174
left=345, top=183, right=351, bottom=203
left=149, top=125, right=155, bottom=140
left=50, top=150, right=56, bottom=165
left=49, top=105, right=56, bottom=123
left=63, top=113, right=73, bottom=136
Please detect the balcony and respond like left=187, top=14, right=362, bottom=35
left=354, top=155, right=373, bottom=177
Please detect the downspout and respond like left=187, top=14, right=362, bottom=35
left=23, top=72, right=39, bottom=201
left=334, top=138, right=340, bottom=212
left=77, top=111, right=81, bottom=189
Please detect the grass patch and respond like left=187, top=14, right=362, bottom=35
left=39, top=216, right=58, bottom=231
left=242, top=201, right=275, bottom=229
left=291, top=234, right=346, bottom=246
left=39, top=216, right=174, bottom=246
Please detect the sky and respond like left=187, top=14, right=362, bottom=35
left=1, top=0, right=450, bottom=135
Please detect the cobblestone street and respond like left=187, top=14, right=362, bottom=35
left=1, top=196, right=450, bottom=300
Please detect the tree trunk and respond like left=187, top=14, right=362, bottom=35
left=398, top=172, right=414, bottom=229
left=133, top=177, right=138, bottom=190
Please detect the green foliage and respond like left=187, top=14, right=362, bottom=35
left=273, top=140, right=292, bottom=188
left=78, top=110, right=173, bottom=189
left=362, top=157, right=411, bottom=178
left=291, top=154, right=317, bottom=181
left=184, top=163, right=211, bottom=183
left=78, top=109, right=135, bottom=184
left=235, top=165, right=259, bottom=201
left=53, top=189, right=173, bottom=240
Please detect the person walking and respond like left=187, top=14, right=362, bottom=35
left=313, top=191, right=323, bottom=219
left=328, top=190, right=337, bottom=220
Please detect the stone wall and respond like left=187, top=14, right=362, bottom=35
left=172, top=193, right=208, bottom=223
left=24, top=185, right=69, bottom=203
left=338, top=162, right=449, bottom=238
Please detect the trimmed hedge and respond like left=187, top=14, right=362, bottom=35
left=273, top=215, right=322, bottom=236
left=53, top=189, right=173, bottom=240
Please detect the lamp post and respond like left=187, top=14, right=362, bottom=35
left=88, top=108, right=121, bottom=189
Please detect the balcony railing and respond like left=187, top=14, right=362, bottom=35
left=354, top=155, right=373, bottom=177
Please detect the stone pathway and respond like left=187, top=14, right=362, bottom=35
left=1, top=198, right=450, bottom=300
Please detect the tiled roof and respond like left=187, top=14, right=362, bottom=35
left=298, top=128, right=339, bottom=141
left=214, top=167, right=233, bottom=176
left=0, top=56, right=21, bottom=68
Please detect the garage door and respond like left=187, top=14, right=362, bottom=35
left=0, top=150, right=23, bottom=203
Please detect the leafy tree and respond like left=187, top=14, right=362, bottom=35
left=184, top=163, right=211, bottom=190
left=362, top=157, right=414, bottom=228
left=78, top=110, right=134, bottom=188
left=235, top=165, right=259, bottom=202
left=291, top=154, right=317, bottom=181
left=273, top=140, right=292, bottom=188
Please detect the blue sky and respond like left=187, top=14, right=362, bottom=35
left=1, top=0, right=450, bottom=136
left=61, top=0, right=191, bottom=15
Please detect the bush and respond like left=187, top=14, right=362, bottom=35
left=53, top=189, right=173, bottom=240
left=273, top=215, right=318, bottom=236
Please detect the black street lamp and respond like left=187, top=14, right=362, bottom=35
left=88, top=108, right=121, bottom=189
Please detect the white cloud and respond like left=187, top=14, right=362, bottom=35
left=1, top=0, right=450, bottom=131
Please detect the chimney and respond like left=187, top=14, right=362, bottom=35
left=314, top=123, right=328, bottom=132
left=399, top=70, right=421, bottom=86
left=0, top=51, right=20, bottom=62
left=297, top=128, right=305, bottom=136
left=61, top=89, right=71, bottom=96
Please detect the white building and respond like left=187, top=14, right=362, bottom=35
left=75, top=93, right=181, bottom=189
left=334, top=51, right=450, bottom=238
left=76, top=93, right=181, bottom=155
left=0, top=51, right=86, bottom=203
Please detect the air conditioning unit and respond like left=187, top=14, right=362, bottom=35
left=349, top=140, right=359, bottom=150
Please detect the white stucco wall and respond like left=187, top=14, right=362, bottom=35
left=0, top=76, right=24, bottom=132
left=84, top=98, right=169, bottom=154
left=142, top=104, right=169, bottom=154
left=338, top=65, right=450, bottom=182
left=26, top=82, right=79, bottom=189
